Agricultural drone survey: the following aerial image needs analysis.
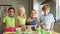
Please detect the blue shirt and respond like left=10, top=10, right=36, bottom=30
left=31, top=20, right=38, bottom=29
left=27, top=17, right=38, bottom=29
left=40, top=13, right=55, bottom=30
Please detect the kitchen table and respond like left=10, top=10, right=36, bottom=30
left=3, top=31, right=60, bottom=34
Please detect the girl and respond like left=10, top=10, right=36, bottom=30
left=16, top=6, right=26, bottom=31
left=3, top=7, right=15, bottom=32
left=26, top=10, right=40, bottom=30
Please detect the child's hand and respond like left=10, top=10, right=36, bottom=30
left=50, top=28, right=54, bottom=31
left=3, top=23, right=6, bottom=29
left=25, top=28, right=31, bottom=32
left=44, top=28, right=48, bottom=31
left=38, top=25, right=41, bottom=28
left=3, top=25, right=6, bottom=29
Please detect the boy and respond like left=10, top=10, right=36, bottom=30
left=40, top=5, right=55, bottom=31
left=3, top=7, right=15, bottom=32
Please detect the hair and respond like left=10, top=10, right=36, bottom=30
left=42, top=4, right=50, bottom=11
left=8, top=7, right=15, bottom=13
left=18, top=5, right=26, bottom=18
left=30, top=9, right=37, bottom=19
left=30, top=9, right=37, bottom=14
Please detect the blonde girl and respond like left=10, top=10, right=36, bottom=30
left=16, top=6, right=26, bottom=30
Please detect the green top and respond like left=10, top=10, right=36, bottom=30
left=3, top=16, right=15, bottom=28
left=17, top=16, right=26, bottom=25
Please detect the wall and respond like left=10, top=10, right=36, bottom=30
left=33, top=0, right=56, bottom=18
left=33, top=0, right=41, bottom=18
left=56, top=0, right=60, bottom=17
left=49, top=1, right=56, bottom=17
left=0, top=0, right=33, bottom=16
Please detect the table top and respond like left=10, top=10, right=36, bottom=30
left=3, top=31, right=59, bottom=34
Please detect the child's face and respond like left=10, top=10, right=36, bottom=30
left=8, top=9, right=15, bottom=16
left=30, top=11, right=37, bottom=18
left=18, top=8, right=25, bottom=15
left=43, top=9, right=50, bottom=15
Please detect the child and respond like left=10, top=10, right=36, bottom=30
left=40, top=4, right=55, bottom=31
left=26, top=10, right=39, bottom=30
left=3, top=7, right=15, bottom=32
left=15, top=6, right=26, bottom=31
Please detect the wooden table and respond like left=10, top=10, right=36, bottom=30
left=52, top=31, right=60, bottom=34
left=3, top=32, right=15, bottom=34
left=32, top=31, right=59, bottom=34
left=3, top=31, right=60, bottom=34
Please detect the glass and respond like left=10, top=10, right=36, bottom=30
left=36, top=28, right=41, bottom=32
left=24, top=32, right=30, bottom=34
left=45, top=31, right=52, bottom=34
left=16, top=28, right=21, bottom=34
left=40, top=29, right=45, bottom=34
